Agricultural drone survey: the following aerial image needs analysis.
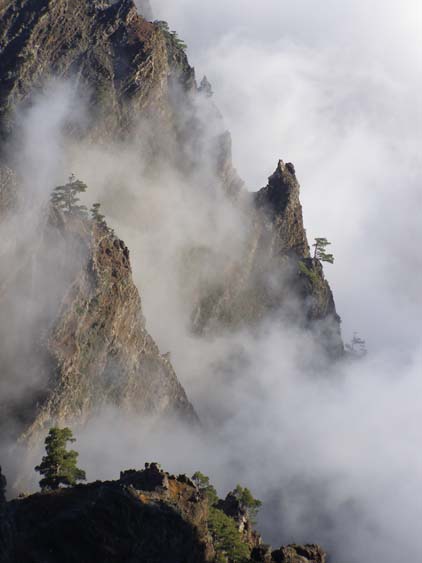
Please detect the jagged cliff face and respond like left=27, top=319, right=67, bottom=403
left=0, top=0, right=343, bottom=441
left=0, top=0, right=172, bottom=140
left=192, top=161, right=343, bottom=357
left=0, top=0, right=242, bottom=195
left=0, top=203, right=196, bottom=442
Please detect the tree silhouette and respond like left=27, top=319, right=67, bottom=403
left=199, top=76, right=213, bottom=98
left=313, top=237, right=334, bottom=264
left=35, top=427, right=86, bottom=491
left=0, top=466, right=6, bottom=503
left=90, top=202, right=106, bottom=225
left=232, top=484, right=262, bottom=524
left=345, top=332, right=367, bottom=357
left=51, top=175, right=88, bottom=214
left=192, top=471, right=218, bottom=505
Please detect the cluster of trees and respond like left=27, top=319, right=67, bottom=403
left=50, top=175, right=107, bottom=228
left=192, top=471, right=262, bottom=563
left=3, top=432, right=261, bottom=563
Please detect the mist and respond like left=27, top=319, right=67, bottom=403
left=1, top=2, right=421, bottom=563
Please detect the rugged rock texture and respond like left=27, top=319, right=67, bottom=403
left=192, top=161, right=343, bottom=357
left=0, top=0, right=241, bottom=194
left=272, top=544, right=326, bottom=563
left=0, top=463, right=327, bottom=563
left=0, top=165, right=17, bottom=217
left=0, top=204, right=196, bottom=442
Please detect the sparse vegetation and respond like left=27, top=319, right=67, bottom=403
left=208, top=507, right=250, bottom=563
left=51, top=175, right=88, bottom=215
left=192, top=471, right=219, bottom=505
left=298, top=260, right=320, bottom=284
left=90, top=202, right=106, bottom=226
left=155, top=20, right=187, bottom=52
left=345, top=332, right=367, bottom=357
left=313, top=237, right=334, bottom=264
left=232, top=484, right=262, bottom=524
left=35, top=427, right=86, bottom=491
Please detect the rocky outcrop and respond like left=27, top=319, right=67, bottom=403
left=0, top=0, right=171, bottom=141
left=0, top=463, right=327, bottom=563
left=0, top=466, right=212, bottom=563
left=192, top=161, right=343, bottom=357
left=272, top=544, right=326, bottom=563
left=0, top=203, right=196, bottom=443
left=0, top=0, right=241, bottom=196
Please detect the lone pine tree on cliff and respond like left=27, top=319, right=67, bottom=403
left=313, top=237, right=334, bottom=264
left=35, top=427, right=86, bottom=491
left=51, top=175, right=88, bottom=214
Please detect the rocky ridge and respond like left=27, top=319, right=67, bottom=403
left=193, top=160, right=343, bottom=357
left=0, top=463, right=327, bottom=563
left=0, top=199, right=196, bottom=443
left=0, top=0, right=343, bottom=440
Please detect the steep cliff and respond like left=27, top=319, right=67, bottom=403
left=0, top=0, right=343, bottom=439
left=0, top=0, right=241, bottom=194
left=0, top=197, right=196, bottom=442
left=0, top=463, right=327, bottom=563
left=192, top=161, right=343, bottom=357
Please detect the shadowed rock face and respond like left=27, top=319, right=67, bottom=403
left=272, top=544, right=327, bottom=563
left=0, top=464, right=327, bottom=563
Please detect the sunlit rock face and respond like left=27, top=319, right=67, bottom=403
left=0, top=203, right=197, bottom=443
left=192, top=160, right=343, bottom=359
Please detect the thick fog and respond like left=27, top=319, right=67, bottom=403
left=146, top=0, right=421, bottom=560
left=1, top=2, right=421, bottom=562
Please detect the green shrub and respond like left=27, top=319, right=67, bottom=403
left=208, top=507, right=250, bottom=563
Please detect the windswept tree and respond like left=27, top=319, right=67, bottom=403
left=346, top=332, right=367, bottom=357
left=192, top=471, right=219, bottom=505
left=232, top=484, right=262, bottom=524
left=0, top=466, right=6, bottom=503
left=51, top=175, right=88, bottom=215
left=313, top=237, right=334, bottom=264
left=90, top=202, right=106, bottom=226
left=35, top=427, right=86, bottom=491
left=199, top=76, right=213, bottom=98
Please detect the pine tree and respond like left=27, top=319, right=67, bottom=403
left=208, top=507, right=250, bottom=563
left=232, top=484, right=262, bottom=524
left=192, top=471, right=219, bottom=505
left=345, top=332, right=367, bottom=357
left=90, top=202, right=106, bottom=226
left=51, top=175, right=88, bottom=215
left=0, top=466, right=6, bottom=503
left=35, top=427, right=86, bottom=491
left=313, top=237, right=334, bottom=264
